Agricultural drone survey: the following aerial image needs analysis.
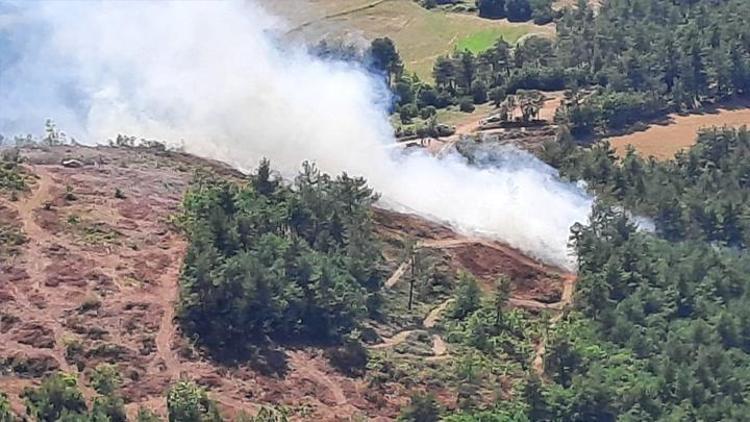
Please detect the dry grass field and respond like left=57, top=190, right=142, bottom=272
left=608, top=100, right=750, bottom=160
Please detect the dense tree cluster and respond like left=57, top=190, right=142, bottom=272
left=177, top=160, right=383, bottom=358
left=476, top=0, right=553, bottom=24
left=555, top=0, right=750, bottom=136
left=393, top=0, right=750, bottom=138
left=530, top=204, right=750, bottom=420
left=414, top=0, right=554, bottom=24
left=519, top=124, right=750, bottom=419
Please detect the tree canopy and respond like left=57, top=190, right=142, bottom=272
left=177, top=160, right=383, bottom=359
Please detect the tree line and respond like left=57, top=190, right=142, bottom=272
left=416, top=0, right=555, bottom=25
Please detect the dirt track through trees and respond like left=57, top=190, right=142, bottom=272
left=376, top=231, right=577, bottom=371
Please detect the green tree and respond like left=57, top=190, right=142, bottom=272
left=493, top=276, right=512, bottom=326
left=452, top=273, right=481, bottom=320
left=476, top=0, right=506, bottom=19
left=167, top=381, right=222, bottom=422
left=368, top=37, right=403, bottom=86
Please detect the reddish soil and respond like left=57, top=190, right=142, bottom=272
left=1, top=145, right=572, bottom=420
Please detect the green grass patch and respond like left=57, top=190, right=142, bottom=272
left=456, top=27, right=532, bottom=53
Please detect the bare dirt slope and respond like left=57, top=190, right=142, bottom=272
left=2, top=145, right=572, bottom=420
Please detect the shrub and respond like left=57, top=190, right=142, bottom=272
left=0, top=392, right=15, bottom=422
left=399, top=393, right=441, bottom=422
left=22, top=373, right=88, bottom=422
left=325, top=339, right=369, bottom=376
left=167, top=381, right=222, bottom=422
left=419, top=106, right=437, bottom=120
left=459, top=99, right=476, bottom=113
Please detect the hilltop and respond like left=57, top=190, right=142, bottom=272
left=0, top=144, right=573, bottom=420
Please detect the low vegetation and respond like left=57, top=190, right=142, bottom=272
left=4, top=370, right=287, bottom=422
left=0, top=148, right=28, bottom=196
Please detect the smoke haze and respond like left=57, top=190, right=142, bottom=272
left=0, top=0, right=593, bottom=269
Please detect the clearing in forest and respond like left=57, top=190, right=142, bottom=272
left=607, top=101, right=750, bottom=160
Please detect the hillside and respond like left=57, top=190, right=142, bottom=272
left=0, top=144, right=572, bottom=420
left=269, top=0, right=553, bottom=80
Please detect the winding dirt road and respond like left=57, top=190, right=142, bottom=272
left=374, top=233, right=577, bottom=371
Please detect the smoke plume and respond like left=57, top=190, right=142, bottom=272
left=0, top=0, right=593, bottom=269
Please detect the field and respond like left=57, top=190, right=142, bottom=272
left=607, top=101, right=750, bottom=160
left=268, top=0, right=553, bottom=80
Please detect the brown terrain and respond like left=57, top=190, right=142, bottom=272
left=608, top=100, right=750, bottom=160
left=1, top=145, right=574, bottom=420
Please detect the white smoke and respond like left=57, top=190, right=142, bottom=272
left=0, top=0, right=593, bottom=270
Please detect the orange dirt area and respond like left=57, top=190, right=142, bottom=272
left=0, top=145, right=403, bottom=421
left=374, top=208, right=571, bottom=307
left=608, top=101, right=750, bottom=160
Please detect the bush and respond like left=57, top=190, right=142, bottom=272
left=325, top=339, right=369, bottom=376
left=22, top=373, right=88, bottom=422
left=0, top=393, right=15, bottom=422
left=419, top=106, right=437, bottom=120
left=167, top=381, right=222, bottom=422
left=459, top=99, right=476, bottom=113
left=471, top=81, right=488, bottom=104
left=399, top=104, right=419, bottom=123
left=476, top=0, right=505, bottom=19
left=451, top=273, right=481, bottom=319
left=399, top=393, right=441, bottom=422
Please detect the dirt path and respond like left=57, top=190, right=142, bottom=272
left=385, top=261, right=409, bottom=289
left=531, top=275, right=577, bottom=377
left=431, top=335, right=446, bottom=356
left=10, top=168, right=73, bottom=372
left=7, top=165, right=100, bottom=400
left=423, top=298, right=453, bottom=329
left=288, top=352, right=347, bottom=405
left=153, top=236, right=183, bottom=378
left=370, top=330, right=416, bottom=350
left=422, top=237, right=565, bottom=276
